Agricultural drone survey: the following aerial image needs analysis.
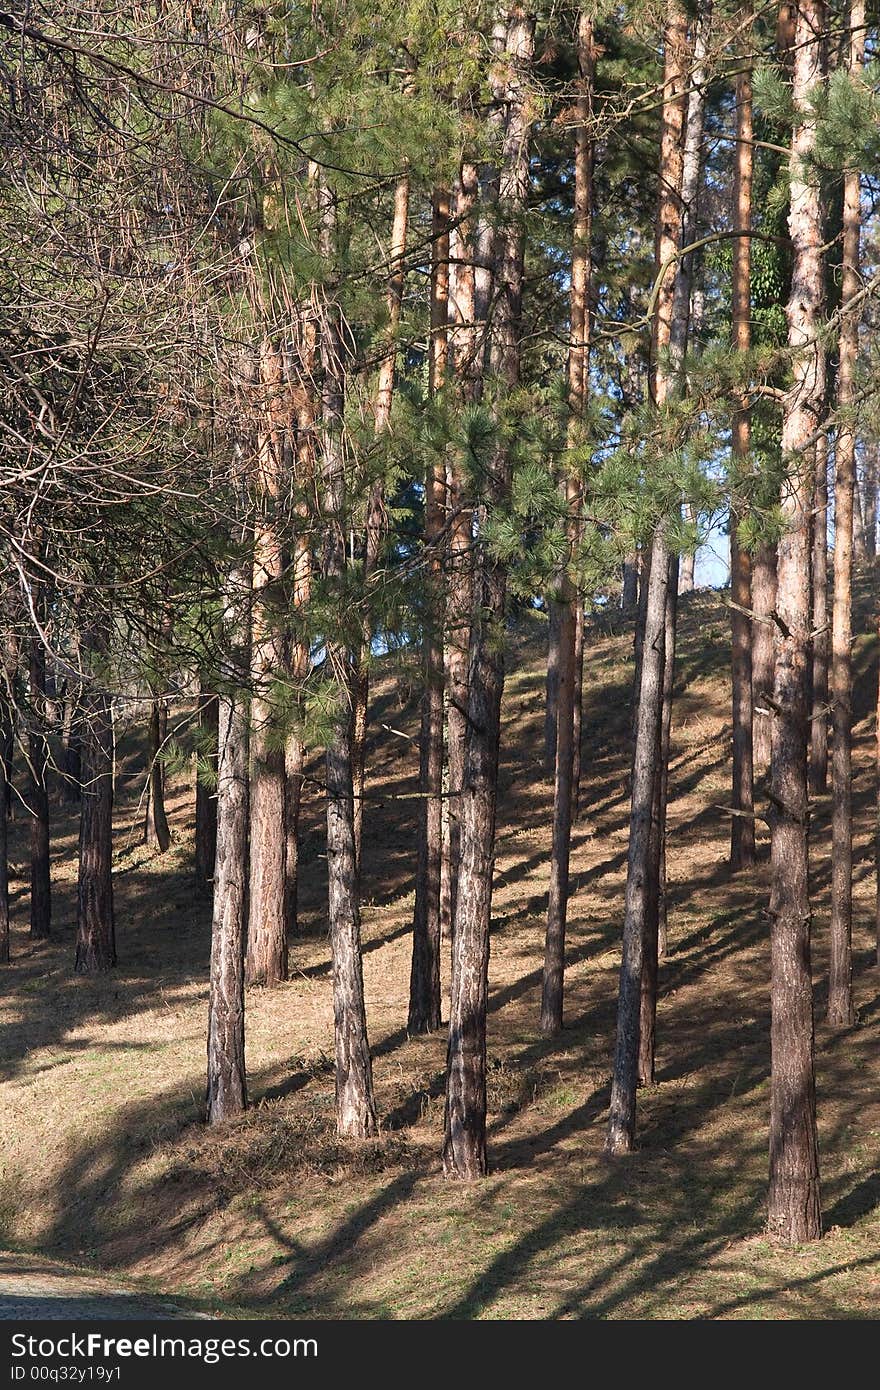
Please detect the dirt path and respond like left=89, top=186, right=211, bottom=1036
left=0, top=1252, right=196, bottom=1319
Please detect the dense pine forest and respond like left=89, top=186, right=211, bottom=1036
left=1, top=0, right=879, bottom=1320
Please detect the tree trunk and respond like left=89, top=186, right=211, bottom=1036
left=409, top=187, right=449, bottom=1036
left=650, top=0, right=706, bottom=954
left=542, top=588, right=576, bottom=1036
left=74, top=622, right=115, bottom=974
left=284, top=729, right=304, bottom=938
left=144, top=694, right=171, bottom=852
left=656, top=554, right=679, bottom=961
left=286, top=306, right=316, bottom=941
left=608, top=524, right=670, bottom=1151
left=444, top=7, right=533, bottom=1180
left=60, top=649, right=82, bottom=804
left=730, top=527, right=756, bottom=869
left=639, top=617, right=666, bottom=1087
left=571, top=597, right=585, bottom=816
left=678, top=535, right=695, bottom=595
left=352, top=173, right=410, bottom=873
left=766, top=0, right=824, bottom=1245
left=862, top=446, right=878, bottom=558
left=810, top=430, right=829, bottom=793
left=246, top=338, right=288, bottom=987
left=730, top=51, right=756, bottom=872
left=206, top=680, right=249, bottom=1124
left=194, top=681, right=219, bottom=887
left=326, top=703, right=376, bottom=1135
left=828, top=0, right=863, bottom=1028
left=319, top=176, right=377, bottom=1139
left=541, top=8, right=593, bottom=1035
left=2, top=629, right=17, bottom=823
left=443, top=159, right=479, bottom=939
left=752, top=543, right=777, bottom=773
left=28, top=637, right=51, bottom=940
left=622, top=554, right=639, bottom=612
left=606, top=0, right=688, bottom=1156
left=631, top=546, right=651, bottom=742
left=544, top=601, right=561, bottom=775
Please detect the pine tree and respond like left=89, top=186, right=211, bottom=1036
left=28, top=632, right=51, bottom=939
left=444, top=5, right=535, bottom=1179
left=540, top=8, right=594, bottom=1037
left=607, top=0, right=688, bottom=1155
left=74, top=617, right=116, bottom=975
left=766, top=0, right=825, bottom=1246
left=730, top=31, right=756, bottom=873
left=409, top=186, right=448, bottom=1037
left=828, top=0, right=865, bottom=1029
left=318, top=170, right=378, bottom=1140
left=246, top=338, right=289, bottom=988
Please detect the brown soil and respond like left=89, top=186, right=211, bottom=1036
left=1, top=588, right=878, bottom=1319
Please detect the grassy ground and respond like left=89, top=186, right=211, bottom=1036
left=1, top=589, right=878, bottom=1319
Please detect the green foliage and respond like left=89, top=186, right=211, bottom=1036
left=815, top=64, right=880, bottom=174
left=752, top=66, right=795, bottom=128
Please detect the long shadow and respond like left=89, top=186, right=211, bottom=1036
left=824, top=1172, right=880, bottom=1229
left=5, top=587, right=879, bottom=1319
left=291, top=922, right=412, bottom=983
left=243, top=1169, right=423, bottom=1316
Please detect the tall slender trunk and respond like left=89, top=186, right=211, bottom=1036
left=828, top=0, right=864, bottom=1028
left=28, top=637, right=51, bottom=939
left=194, top=680, right=219, bottom=887
left=2, top=630, right=17, bottom=822
left=862, top=446, right=878, bottom=557
left=61, top=674, right=82, bottom=803
left=74, top=622, right=115, bottom=974
left=652, top=0, right=710, bottom=963
left=853, top=471, right=868, bottom=561
left=571, top=602, right=585, bottom=815
left=753, top=543, right=778, bottom=773
left=607, top=0, right=688, bottom=1156
left=409, top=187, right=449, bottom=1035
left=622, top=554, right=639, bottom=611
left=443, top=159, right=479, bottom=938
left=540, top=9, right=593, bottom=1036
left=608, top=525, right=670, bottom=1149
left=352, top=174, right=410, bottom=872
left=656, top=554, right=679, bottom=961
left=730, top=48, right=756, bottom=871
left=246, top=338, right=288, bottom=987
left=639, top=569, right=669, bottom=1082
left=767, top=0, right=825, bottom=1245
left=206, top=620, right=249, bottom=1123
left=544, top=602, right=561, bottom=775
left=286, top=307, right=317, bottom=940
left=810, top=430, right=829, bottom=793
left=319, top=177, right=377, bottom=1139
left=678, top=513, right=695, bottom=594
left=631, top=546, right=651, bottom=742
left=444, top=6, right=533, bottom=1179
left=144, top=693, right=171, bottom=852
left=753, top=6, right=793, bottom=782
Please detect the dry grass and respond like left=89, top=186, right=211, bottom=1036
left=1, top=588, right=878, bottom=1319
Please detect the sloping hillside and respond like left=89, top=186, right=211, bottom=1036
left=1, top=588, right=878, bottom=1318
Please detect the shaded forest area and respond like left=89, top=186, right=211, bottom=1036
left=1, top=597, right=878, bottom=1318
left=1, top=0, right=880, bottom=1319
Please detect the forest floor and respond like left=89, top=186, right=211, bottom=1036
left=1, top=588, right=879, bottom=1320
